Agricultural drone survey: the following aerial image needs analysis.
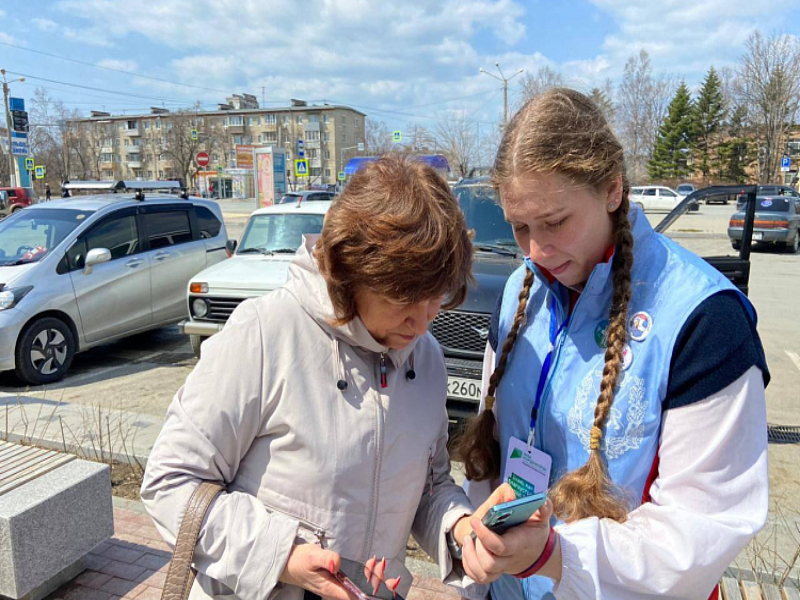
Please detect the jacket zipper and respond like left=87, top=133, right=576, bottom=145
left=263, top=505, right=327, bottom=547
left=363, top=350, right=387, bottom=560
left=428, top=448, right=434, bottom=496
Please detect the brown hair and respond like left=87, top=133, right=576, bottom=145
left=315, top=154, right=473, bottom=325
left=458, top=88, right=635, bottom=523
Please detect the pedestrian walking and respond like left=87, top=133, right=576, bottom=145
left=45, top=183, right=51, bottom=201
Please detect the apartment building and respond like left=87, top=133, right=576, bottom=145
left=68, top=95, right=366, bottom=192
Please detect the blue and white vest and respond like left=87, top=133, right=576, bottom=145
left=490, top=206, right=755, bottom=600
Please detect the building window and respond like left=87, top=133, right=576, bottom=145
left=147, top=170, right=153, bottom=178
left=225, top=115, right=244, bottom=126
left=324, top=133, right=330, bottom=142
left=234, top=135, right=243, bottom=144
left=295, top=115, right=303, bottom=124
left=309, top=115, right=319, bottom=123
left=325, top=168, right=331, bottom=177
left=127, top=120, right=137, bottom=130
left=265, top=114, right=277, bottom=125
left=323, top=115, right=330, bottom=123
left=308, top=148, right=318, bottom=159
left=324, top=150, right=330, bottom=160
left=306, top=130, right=320, bottom=141
left=212, top=154, right=219, bottom=162
left=159, top=170, right=164, bottom=178
left=143, top=121, right=149, bottom=130
left=342, top=132, right=348, bottom=143
left=341, top=117, right=347, bottom=126
left=283, top=115, right=290, bottom=124
left=310, top=167, right=321, bottom=177
left=248, top=117, right=255, bottom=126
left=156, top=120, right=161, bottom=129
left=260, top=131, right=277, bottom=143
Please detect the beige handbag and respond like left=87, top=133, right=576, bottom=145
left=161, top=481, right=225, bottom=600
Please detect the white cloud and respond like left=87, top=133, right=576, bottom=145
left=0, top=32, right=15, bottom=45
left=32, top=17, right=59, bottom=32
left=96, top=58, right=138, bottom=72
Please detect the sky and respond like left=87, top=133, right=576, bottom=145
left=1, top=0, right=800, bottom=131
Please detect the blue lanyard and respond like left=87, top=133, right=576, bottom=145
left=528, top=296, right=569, bottom=447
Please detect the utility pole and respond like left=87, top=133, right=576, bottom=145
left=479, top=63, right=523, bottom=127
left=1, top=69, right=25, bottom=187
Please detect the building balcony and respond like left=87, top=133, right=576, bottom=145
left=124, top=128, right=141, bottom=136
left=225, top=124, right=244, bottom=134
left=126, top=158, right=142, bottom=168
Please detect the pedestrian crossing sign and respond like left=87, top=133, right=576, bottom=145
left=393, top=130, right=402, bottom=142
left=337, top=171, right=346, bottom=181
left=191, top=129, right=198, bottom=140
left=34, top=166, right=45, bottom=179
left=25, top=158, right=34, bottom=171
left=294, top=159, right=308, bottom=177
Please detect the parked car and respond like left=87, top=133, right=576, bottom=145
left=431, top=177, right=522, bottom=422
left=0, top=189, right=229, bottom=385
left=630, top=185, right=697, bottom=212
left=676, top=183, right=696, bottom=196
left=736, top=185, right=798, bottom=209
left=0, top=187, right=39, bottom=217
left=277, top=190, right=336, bottom=204
left=180, top=200, right=332, bottom=357
left=728, top=196, right=800, bottom=253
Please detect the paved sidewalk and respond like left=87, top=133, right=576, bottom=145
left=46, top=498, right=460, bottom=600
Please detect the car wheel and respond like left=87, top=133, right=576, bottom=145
left=731, top=240, right=741, bottom=251
left=14, top=317, right=76, bottom=385
left=11, top=206, right=22, bottom=213
left=190, top=334, right=205, bottom=359
left=788, top=233, right=800, bottom=254
left=722, top=200, right=729, bottom=205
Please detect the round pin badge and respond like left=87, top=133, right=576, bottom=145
left=621, top=344, right=633, bottom=371
left=594, top=320, right=609, bottom=348
left=628, top=311, right=653, bottom=342
left=761, top=199, right=773, bottom=208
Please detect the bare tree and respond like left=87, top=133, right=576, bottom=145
left=434, top=114, right=477, bottom=178
left=406, top=123, right=437, bottom=155
left=365, top=118, right=392, bottom=155
left=616, top=50, right=676, bottom=183
left=519, top=66, right=564, bottom=105
left=162, top=109, right=212, bottom=187
left=28, top=87, right=87, bottom=186
left=737, top=31, right=800, bottom=183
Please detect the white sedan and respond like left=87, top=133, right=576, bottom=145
left=630, top=186, right=685, bottom=212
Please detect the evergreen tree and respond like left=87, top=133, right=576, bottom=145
left=589, top=85, right=615, bottom=124
left=647, top=82, right=694, bottom=180
left=692, top=67, right=726, bottom=182
left=718, top=104, right=754, bottom=183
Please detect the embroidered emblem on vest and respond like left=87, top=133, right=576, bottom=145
left=568, top=370, right=646, bottom=459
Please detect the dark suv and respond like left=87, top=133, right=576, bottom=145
left=430, top=178, right=521, bottom=422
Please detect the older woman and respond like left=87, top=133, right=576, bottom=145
left=141, top=155, right=482, bottom=600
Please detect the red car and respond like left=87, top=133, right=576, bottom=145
left=0, top=186, right=39, bottom=217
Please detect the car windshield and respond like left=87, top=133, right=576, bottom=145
left=676, top=185, right=693, bottom=194
left=0, top=208, right=92, bottom=266
left=238, top=213, right=325, bottom=254
left=755, top=197, right=791, bottom=212
left=278, top=193, right=302, bottom=204
left=454, top=185, right=516, bottom=249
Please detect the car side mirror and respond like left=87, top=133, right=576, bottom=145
left=226, top=239, right=238, bottom=255
left=83, top=247, right=112, bottom=275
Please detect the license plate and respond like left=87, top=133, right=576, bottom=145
left=754, top=232, right=763, bottom=241
left=447, top=376, right=481, bottom=401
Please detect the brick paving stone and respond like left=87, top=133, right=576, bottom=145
left=135, top=568, right=167, bottom=588
left=98, top=560, right=148, bottom=581
left=84, top=554, right=113, bottom=572
left=112, top=533, right=154, bottom=548
left=99, top=577, right=147, bottom=597
left=133, top=587, right=164, bottom=600
left=413, top=576, right=461, bottom=595
left=62, top=586, right=114, bottom=600
left=89, top=541, right=114, bottom=556
left=113, top=508, right=142, bottom=522
left=130, top=513, right=156, bottom=526
left=136, top=524, right=165, bottom=541
left=75, top=570, right=113, bottom=590
left=407, top=589, right=441, bottom=600
left=114, top=519, right=143, bottom=536
left=104, top=544, right=148, bottom=564
left=133, top=552, right=170, bottom=572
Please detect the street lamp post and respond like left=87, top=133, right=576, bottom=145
left=479, top=63, right=523, bottom=127
left=1, top=69, right=25, bottom=187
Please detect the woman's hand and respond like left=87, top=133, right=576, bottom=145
left=460, top=483, right=554, bottom=584
left=279, top=543, right=353, bottom=600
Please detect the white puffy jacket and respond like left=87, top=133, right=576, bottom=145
left=141, top=236, right=475, bottom=600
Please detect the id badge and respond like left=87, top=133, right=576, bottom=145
left=503, top=437, right=552, bottom=497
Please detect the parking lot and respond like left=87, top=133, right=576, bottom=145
left=1, top=200, right=799, bottom=563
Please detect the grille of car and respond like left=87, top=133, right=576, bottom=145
left=205, top=297, right=245, bottom=322
left=431, top=310, right=491, bottom=356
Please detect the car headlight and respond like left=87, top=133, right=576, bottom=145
left=192, top=298, right=209, bottom=318
left=0, top=286, right=33, bottom=311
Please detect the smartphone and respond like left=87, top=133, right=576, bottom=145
left=335, top=557, right=404, bottom=600
left=481, top=492, right=547, bottom=534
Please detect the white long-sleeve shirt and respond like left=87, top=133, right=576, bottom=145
left=466, top=344, right=768, bottom=600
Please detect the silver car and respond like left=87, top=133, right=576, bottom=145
left=0, top=193, right=229, bottom=385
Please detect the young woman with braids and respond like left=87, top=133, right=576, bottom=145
left=447, top=89, right=770, bottom=600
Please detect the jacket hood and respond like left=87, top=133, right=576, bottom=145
left=284, top=235, right=418, bottom=368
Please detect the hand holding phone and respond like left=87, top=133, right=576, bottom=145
left=479, top=492, right=548, bottom=535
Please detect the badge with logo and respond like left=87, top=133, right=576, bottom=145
left=628, top=311, right=653, bottom=342
left=761, top=199, right=773, bottom=208
left=594, top=320, right=609, bottom=348
left=621, top=344, right=633, bottom=371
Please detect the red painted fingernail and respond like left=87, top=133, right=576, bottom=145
left=329, top=559, right=336, bottom=574
left=392, top=576, right=402, bottom=591
left=381, top=557, right=386, bottom=570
